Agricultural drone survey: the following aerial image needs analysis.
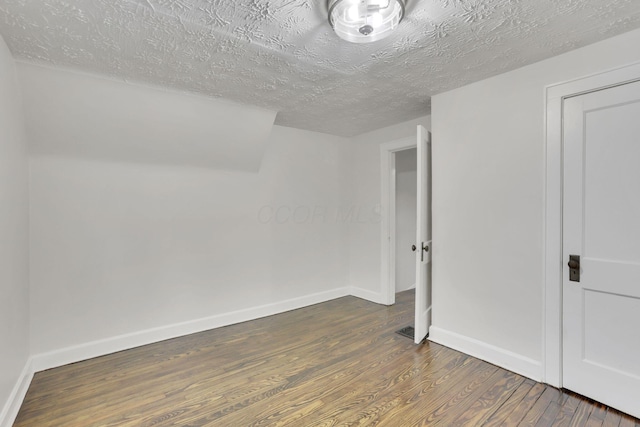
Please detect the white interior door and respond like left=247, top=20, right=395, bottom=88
left=414, top=125, right=432, bottom=344
left=563, top=79, right=640, bottom=418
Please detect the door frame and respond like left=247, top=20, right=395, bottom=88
left=543, top=61, right=640, bottom=387
left=380, top=136, right=416, bottom=306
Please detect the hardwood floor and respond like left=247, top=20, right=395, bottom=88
left=14, top=290, right=640, bottom=426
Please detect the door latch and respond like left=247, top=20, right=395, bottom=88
left=412, top=243, right=429, bottom=262
left=568, top=255, right=580, bottom=282
left=420, top=242, right=429, bottom=262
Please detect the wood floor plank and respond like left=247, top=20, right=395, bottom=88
left=518, top=387, right=563, bottom=426
left=481, top=378, right=536, bottom=426
left=569, top=399, right=595, bottom=426
left=618, top=414, right=637, bottom=427
left=364, top=355, right=494, bottom=426
left=585, top=404, right=609, bottom=427
left=13, top=290, right=640, bottom=427
left=449, top=370, right=525, bottom=426
left=501, top=382, right=548, bottom=425
left=198, top=338, right=434, bottom=426
left=413, top=367, right=510, bottom=426
left=303, top=346, right=476, bottom=427
left=168, top=302, right=414, bottom=427
left=316, top=343, right=490, bottom=426
left=549, top=394, right=582, bottom=427
left=602, top=409, right=622, bottom=427
left=535, top=401, right=563, bottom=427
left=155, top=318, right=428, bottom=426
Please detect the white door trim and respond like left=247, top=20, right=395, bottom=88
left=543, top=61, right=640, bottom=387
left=380, top=137, right=416, bottom=305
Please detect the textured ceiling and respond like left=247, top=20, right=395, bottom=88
left=2, top=0, right=640, bottom=137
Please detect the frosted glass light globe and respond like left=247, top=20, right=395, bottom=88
left=328, top=0, right=406, bottom=44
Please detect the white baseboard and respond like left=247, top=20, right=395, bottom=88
left=2, top=292, right=544, bottom=427
left=429, top=326, right=542, bottom=381
left=349, top=286, right=388, bottom=305
left=31, top=287, right=350, bottom=373
left=0, top=359, right=33, bottom=427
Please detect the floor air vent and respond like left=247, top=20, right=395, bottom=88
left=395, top=326, right=415, bottom=340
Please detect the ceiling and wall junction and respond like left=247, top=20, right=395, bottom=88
left=1, top=0, right=640, bottom=136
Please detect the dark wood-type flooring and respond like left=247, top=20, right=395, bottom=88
left=14, top=290, right=640, bottom=426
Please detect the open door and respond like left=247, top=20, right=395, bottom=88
left=414, top=125, right=432, bottom=344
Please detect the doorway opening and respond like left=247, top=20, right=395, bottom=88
left=394, top=148, right=418, bottom=295
left=380, top=137, right=416, bottom=306
left=390, top=146, right=418, bottom=342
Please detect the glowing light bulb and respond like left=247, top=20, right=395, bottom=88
left=347, top=4, right=360, bottom=21
left=328, top=0, right=406, bottom=44
left=370, top=12, right=383, bottom=27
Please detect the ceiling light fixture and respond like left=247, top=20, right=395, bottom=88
left=328, top=0, right=406, bottom=44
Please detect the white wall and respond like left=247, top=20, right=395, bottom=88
left=431, top=28, right=640, bottom=379
left=0, top=36, right=30, bottom=424
left=348, top=116, right=430, bottom=301
left=19, top=62, right=276, bottom=172
left=29, top=124, right=351, bottom=357
left=395, top=148, right=417, bottom=292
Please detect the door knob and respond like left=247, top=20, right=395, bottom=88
left=568, top=255, right=580, bottom=282
left=412, top=245, right=417, bottom=252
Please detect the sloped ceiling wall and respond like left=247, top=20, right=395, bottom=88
left=20, top=63, right=277, bottom=171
